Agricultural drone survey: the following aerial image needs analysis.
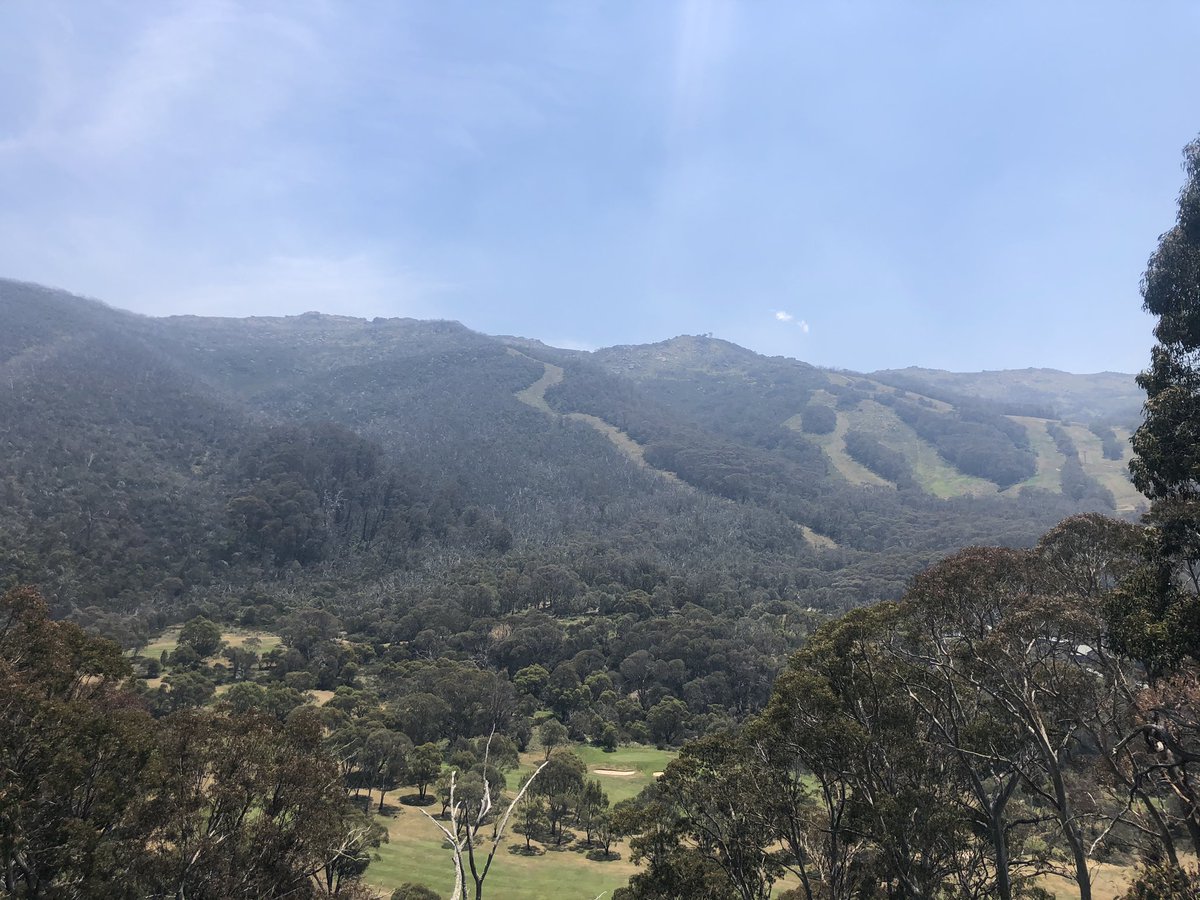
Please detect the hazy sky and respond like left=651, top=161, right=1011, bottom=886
left=2, top=2, right=1198, bottom=372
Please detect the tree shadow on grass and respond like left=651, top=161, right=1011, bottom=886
left=398, top=792, right=438, bottom=807
left=587, top=849, right=622, bottom=862
left=507, top=844, right=545, bottom=856
left=543, top=830, right=578, bottom=852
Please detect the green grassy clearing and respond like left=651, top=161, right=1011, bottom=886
left=368, top=744, right=675, bottom=899
left=997, top=418, right=1146, bottom=513
left=854, top=398, right=997, bottom=497
left=512, top=351, right=687, bottom=489
left=133, top=628, right=281, bottom=660
left=139, top=628, right=182, bottom=659
left=369, top=806, right=642, bottom=900
left=1001, top=416, right=1066, bottom=496
left=786, top=392, right=892, bottom=490
left=803, top=381, right=1146, bottom=507
left=1064, top=423, right=1144, bottom=513
left=823, top=372, right=953, bottom=412
left=511, top=352, right=565, bottom=415
left=833, top=399, right=996, bottom=498
left=566, top=412, right=689, bottom=489
left=798, top=524, right=838, bottom=550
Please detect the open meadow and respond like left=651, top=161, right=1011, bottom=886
left=367, top=745, right=676, bottom=899
left=134, top=626, right=282, bottom=659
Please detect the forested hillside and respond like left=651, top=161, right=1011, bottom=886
left=0, top=279, right=1143, bottom=627
left=872, top=365, right=1145, bottom=425
left=0, top=276, right=1154, bottom=899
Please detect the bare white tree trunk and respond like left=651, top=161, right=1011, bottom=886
left=421, top=730, right=550, bottom=900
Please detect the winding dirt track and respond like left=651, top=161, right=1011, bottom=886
left=508, top=349, right=687, bottom=488
left=508, top=348, right=837, bottom=548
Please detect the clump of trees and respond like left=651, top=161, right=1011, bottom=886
left=615, top=516, right=1200, bottom=899
left=798, top=403, right=837, bottom=435
left=842, top=429, right=917, bottom=489
left=0, top=586, right=381, bottom=899
left=1088, top=421, right=1126, bottom=461
left=1047, top=421, right=1115, bottom=508
left=884, top=396, right=1037, bottom=488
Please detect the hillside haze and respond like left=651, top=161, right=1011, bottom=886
left=0, top=278, right=1143, bottom=627
left=872, top=365, right=1145, bottom=424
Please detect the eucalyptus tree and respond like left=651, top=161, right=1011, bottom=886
left=905, top=542, right=1152, bottom=898
left=1, top=585, right=379, bottom=900
left=894, top=548, right=1047, bottom=900
left=758, top=604, right=973, bottom=899
left=1113, top=133, right=1200, bottom=872
left=647, top=733, right=781, bottom=900
left=1123, top=134, right=1200, bottom=673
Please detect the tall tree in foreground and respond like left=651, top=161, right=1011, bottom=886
left=0, top=585, right=152, bottom=897
left=1123, top=135, right=1200, bottom=666
left=1112, top=136, right=1200, bottom=892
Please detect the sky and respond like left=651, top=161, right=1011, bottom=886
left=2, top=1, right=1199, bottom=373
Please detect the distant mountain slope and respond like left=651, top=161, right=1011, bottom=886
left=871, top=365, right=1144, bottom=424
left=0, top=281, right=1144, bottom=625
left=588, top=335, right=1143, bottom=507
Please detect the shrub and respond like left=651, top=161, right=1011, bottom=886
left=799, top=404, right=837, bottom=435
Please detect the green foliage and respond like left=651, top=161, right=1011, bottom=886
left=525, top=750, right=587, bottom=844
left=636, top=732, right=781, bottom=899
left=617, top=513, right=1186, bottom=899
left=646, top=698, right=689, bottom=747
left=872, top=367, right=1141, bottom=423
left=1089, top=421, right=1126, bottom=460
left=0, top=279, right=1111, bottom=660
left=1131, top=137, right=1200, bottom=512
left=219, top=681, right=306, bottom=719
left=178, top=615, right=224, bottom=658
left=1046, top=422, right=1115, bottom=507
left=1105, top=560, right=1200, bottom=675
left=886, top=395, right=1036, bottom=487
left=513, top=663, right=551, bottom=698
left=598, top=723, right=620, bottom=751
left=843, top=428, right=916, bottom=488
left=391, top=884, right=443, bottom=900
left=799, top=403, right=837, bottom=435
left=1124, top=134, right=1200, bottom=676
left=153, top=670, right=217, bottom=714
left=0, top=280, right=1169, bottom=898
left=407, top=743, right=443, bottom=801
left=1140, top=136, right=1200, bottom=349
left=0, top=585, right=374, bottom=899
left=1118, top=863, right=1200, bottom=899
left=538, top=718, right=569, bottom=758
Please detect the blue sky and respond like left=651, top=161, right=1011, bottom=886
left=2, top=1, right=1198, bottom=373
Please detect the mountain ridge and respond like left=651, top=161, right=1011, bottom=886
left=0, top=277, right=1142, bottom=628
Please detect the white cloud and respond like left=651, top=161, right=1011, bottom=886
left=773, top=310, right=810, bottom=334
